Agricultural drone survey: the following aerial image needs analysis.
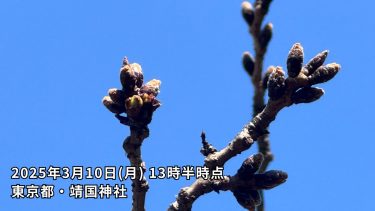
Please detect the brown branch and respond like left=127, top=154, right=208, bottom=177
left=169, top=43, right=340, bottom=209
left=123, top=126, right=149, bottom=211
left=204, top=94, right=289, bottom=170
left=242, top=1, right=274, bottom=209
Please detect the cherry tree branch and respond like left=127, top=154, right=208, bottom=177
left=169, top=40, right=340, bottom=210
left=123, top=126, right=149, bottom=211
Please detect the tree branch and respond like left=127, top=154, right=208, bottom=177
left=169, top=41, right=340, bottom=209
left=242, top=1, right=276, bottom=209
left=123, top=126, right=149, bottom=211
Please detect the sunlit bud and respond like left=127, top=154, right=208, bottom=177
left=303, top=50, right=329, bottom=75
left=125, top=95, right=143, bottom=117
left=242, top=2, right=254, bottom=26
left=308, top=63, right=340, bottom=85
left=120, top=63, right=144, bottom=91
left=102, top=96, right=125, bottom=114
left=255, top=0, right=273, bottom=15
left=140, top=79, right=161, bottom=96
left=242, top=51, right=255, bottom=76
left=131, top=63, right=144, bottom=88
left=259, top=23, right=273, bottom=49
left=262, top=66, right=275, bottom=89
left=108, top=88, right=125, bottom=105
left=287, top=43, right=304, bottom=78
left=140, top=93, right=153, bottom=104
left=267, top=67, right=286, bottom=100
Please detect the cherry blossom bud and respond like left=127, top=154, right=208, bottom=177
left=303, top=50, right=329, bottom=75
left=267, top=67, right=286, bottom=100
left=308, top=63, right=340, bottom=85
left=140, top=79, right=161, bottom=97
left=237, top=153, right=264, bottom=179
left=140, top=93, right=153, bottom=104
left=253, top=170, right=288, bottom=189
left=292, top=87, right=324, bottom=104
left=287, top=43, right=304, bottom=78
left=259, top=23, right=273, bottom=49
left=102, top=96, right=125, bottom=114
left=242, top=2, right=254, bottom=26
left=108, top=88, right=125, bottom=105
left=120, top=63, right=144, bottom=91
left=243, top=51, right=255, bottom=76
left=125, top=95, right=143, bottom=117
left=262, top=66, right=275, bottom=89
left=255, top=0, right=273, bottom=15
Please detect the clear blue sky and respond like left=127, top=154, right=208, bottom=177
left=1, top=0, right=374, bottom=210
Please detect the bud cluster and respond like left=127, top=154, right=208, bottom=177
left=232, top=153, right=287, bottom=210
left=103, top=58, right=161, bottom=125
left=263, top=43, right=340, bottom=103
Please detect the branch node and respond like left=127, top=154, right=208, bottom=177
left=200, top=131, right=217, bottom=157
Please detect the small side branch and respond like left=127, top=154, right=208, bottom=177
left=200, top=131, right=217, bottom=157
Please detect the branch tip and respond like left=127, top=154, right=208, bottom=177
left=200, top=131, right=217, bottom=157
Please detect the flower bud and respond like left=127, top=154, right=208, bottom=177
left=108, top=88, right=125, bottom=105
left=292, top=87, right=324, bottom=104
left=267, top=67, right=286, bottom=100
left=122, top=56, right=129, bottom=66
left=233, top=190, right=261, bottom=210
left=255, top=0, right=273, bottom=15
left=140, top=79, right=161, bottom=97
left=303, top=50, right=329, bottom=75
left=151, top=98, right=161, bottom=111
left=259, top=23, right=273, bottom=49
left=287, top=43, right=304, bottom=78
left=120, top=63, right=144, bottom=91
left=237, top=153, right=264, bottom=179
left=262, top=66, right=275, bottom=89
left=242, top=2, right=254, bottom=26
left=308, top=63, right=340, bottom=85
left=125, top=95, right=143, bottom=117
left=253, top=170, right=288, bottom=190
left=140, top=93, right=153, bottom=104
left=140, top=92, right=161, bottom=112
left=242, top=51, right=255, bottom=76
left=102, top=96, right=125, bottom=114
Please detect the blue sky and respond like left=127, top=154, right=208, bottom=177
left=1, top=0, right=374, bottom=210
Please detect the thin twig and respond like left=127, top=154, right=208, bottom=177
left=242, top=1, right=274, bottom=210
left=123, top=126, right=149, bottom=211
